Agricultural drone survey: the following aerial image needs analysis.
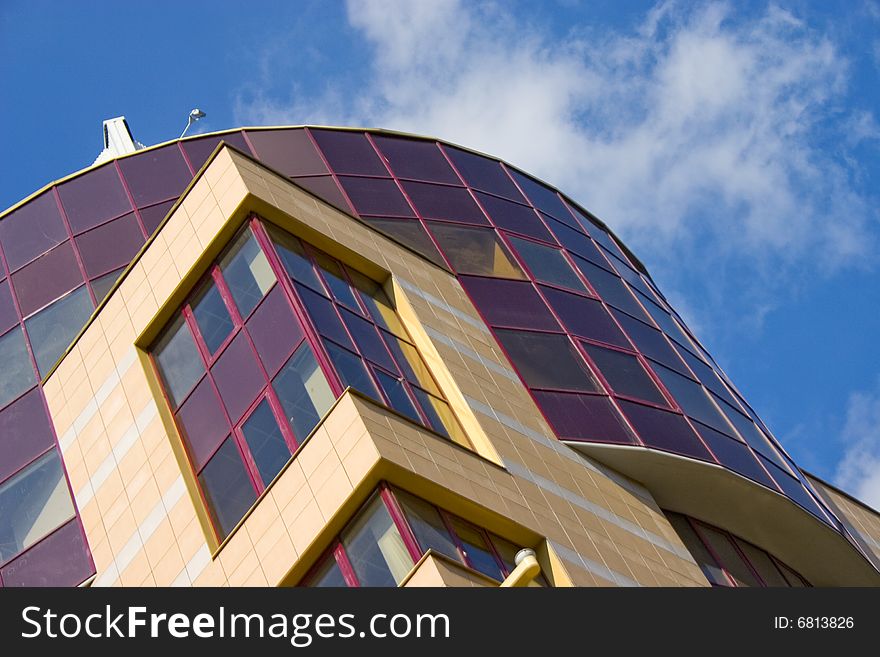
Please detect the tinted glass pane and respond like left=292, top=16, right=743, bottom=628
left=0, top=328, right=36, bottom=409
left=693, top=422, right=776, bottom=488
left=0, top=280, right=18, bottom=335
left=0, top=193, right=68, bottom=272
left=211, top=333, right=266, bottom=423
left=245, top=128, right=327, bottom=176
left=291, top=176, right=353, bottom=214
left=373, top=370, right=420, bottom=422
left=246, top=286, right=303, bottom=376
left=533, top=391, right=635, bottom=444
left=673, top=342, right=740, bottom=409
left=90, top=267, right=125, bottom=303
left=311, top=129, right=388, bottom=176
left=411, top=388, right=468, bottom=445
left=175, top=377, right=230, bottom=471
left=653, top=364, right=735, bottom=436
left=495, top=329, right=600, bottom=392
left=459, top=276, right=559, bottom=331
left=734, top=539, right=790, bottom=586
left=718, top=400, right=789, bottom=470
left=0, top=518, right=92, bottom=587
left=325, top=342, right=380, bottom=400
left=476, top=192, right=552, bottom=241
left=401, top=181, right=487, bottom=224
left=574, top=257, right=646, bottom=319
left=569, top=205, right=632, bottom=262
left=25, top=286, right=94, bottom=377
left=270, top=228, right=323, bottom=290
left=350, top=272, right=406, bottom=336
left=694, top=524, right=761, bottom=587
left=444, top=147, right=525, bottom=201
left=450, top=517, right=503, bottom=580
left=119, top=144, right=192, bottom=207
left=666, top=513, right=729, bottom=586
left=382, top=333, right=440, bottom=395
left=307, top=555, right=348, bottom=587
left=582, top=343, right=667, bottom=406
left=341, top=495, right=412, bottom=586
left=0, top=389, right=54, bottom=482
left=509, top=170, right=572, bottom=223
left=373, top=136, right=458, bottom=183
left=395, top=490, right=458, bottom=560
left=342, top=309, right=395, bottom=370
left=778, top=563, right=808, bottom=587
left=297, top=284, right=353, bottom=349
left=199, top=438, right=257, bottom=540
left=138, top=200, right=176, bottom=236
left=57, top=164, right=132, bottom=233
left=0, top=450, right=74, bottom=563
left=74, top=213, right=144, bottom=278
left=313, top=253, right=360, bottom=309
left=427, top=223, right=524, bottom=278
left=541, top=286, right=630, bottom=348
left=182, top=131, right=252, bottom=171
left=241, top=399, right=292, bottom=486
left=618, top=400, right=712, bottom=460
left=359, top=217, right=446, bottom=267
left=338, top=177, right=413, bottom=216
left=547, top=218, right=610, bottom=268
left=611, top=310, right=689, bottom=376
left=509, top=236, right=587, bottom=292
left=153, top=315, right=204, bottom=408
left=273, top=343, right=335, bottom=441
left=219, top=231, right=275, bottom=318
left=12, top=241, right=84, bottom=317
left=191, top=279, right=234, bottom=355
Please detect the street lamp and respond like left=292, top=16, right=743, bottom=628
left=180, top=108, right=206, bottom=138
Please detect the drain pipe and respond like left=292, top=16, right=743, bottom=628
left=500, top=548, right=541, bottom=587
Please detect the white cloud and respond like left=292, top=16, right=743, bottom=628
left=834, top=380, right=880, bottom=510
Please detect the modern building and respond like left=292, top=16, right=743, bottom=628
left=1, top=121, right=878, bottom=588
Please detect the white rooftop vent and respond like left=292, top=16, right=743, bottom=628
left=93, top=116, right=145, bottom=165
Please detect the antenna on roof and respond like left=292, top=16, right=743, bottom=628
left=180, top=108, right=206, bottom=138
left=93, top=116, right=145, bottom=165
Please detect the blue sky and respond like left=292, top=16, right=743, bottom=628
left=2, top=0, right=879, bottom=506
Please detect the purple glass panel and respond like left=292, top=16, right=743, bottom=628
left=547, top=217, right=612, bottom=269
left=636, top=291, right=693, bottom=347
left=119, top=144, right=192, bottom=207
left=509, top=236, right=588, bottom=293
left=476, top=192, right=553, bottom=241
left=652, top=364, right=736, bottom=437
left=509, top=170, right=574, bottom=224
left=618, top=400, right=712, bottom=460
left=90, top=267, right=124, bottom=303
left=75, top=213, right=145, bottom=278
left=673, top=342, right=740, bottom=409
left=0, top=281, right=17, bottom=335
left=198, top=437, right=257, bottom=539
left=401, top=181, right=487, bottom=224
left=358, top=217, right=446, bottom=267
left=0, top=388, right=54, bottom=482
left=716, top=398, right=790, bottom=471
left=295, top=284, right=354, bottom=349
left=210, top=333, right=266, bottom=424
left=340, top=308, right=396, bottom=371
left=338, top=176, right=414, bottom=217
left=582, top=343, right=667, bottom=407
left=494, top=329, right=600, bottom=392
left=574, top=257, right=648, bottom=320
left=183, top=131, right=252, bottom=170
left=765, top=463, right=826, bottom=519
left=443, top=147, right=526, bottom=202
left=138, top=200, right=176, bottom=236
left=0, top=328, right=37, bottom=410
left=175, top=377, right=230, bottom=471
left=291, top=176, right=352, bottom=214
left=311, top=129, right=388, bottom=176
left=0, top=519, right=92, bottom=587
left=246, top=286, right=303, bottom=376
left=692, top=421, right=777, bottom=489
left=459, top=276, right=559, bottom=331
left=568, top=205, right=632, bottom=263
left=57, top=163, right=132, bottom=234
left=0, top=192, right=68, bottom=272
left=541, top=286, right=630, bottom=348
left=12, top=242, right=83, bottom=317
left=246, top=129, right=327, bottom=177
left=610, top=310, right=690, bottom=376
left=533, top=391, right=635, bottom=444
left=373, top=135, right=459, bottom=183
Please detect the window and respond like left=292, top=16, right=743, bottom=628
left=508, top=236, right=588, bottom=293
left=273, top=343, right=335, bottom=442
left=25, top=285, right=95, bottom=377
left=652, top=364, right=735, bottom=436
left=153, top=315, right=204, bottom=408
left=219, top=231, right=275, bottom=319
left=581, top=342, right=667, bottom=407
left=458, top=277, right=560, bottom=332
left=426, top=223, right=524, bottom=279
left=190, top=278, right=234, bottom=355
left=198, top=438, right=257, bottom=539
left=0, top=328, right=37, bottom=410
left=494, top=329, right=600, bottom=393
left=475, top=192, right=552, bottom=242
left=401, top=181, right=487, bottom=224
left=304, top=486, right=543, bottom=587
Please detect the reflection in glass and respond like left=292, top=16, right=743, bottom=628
left=341, top=495, right=412, bottom=586
left=307, top=554, right=348, bottom=587
left=449, top=517, right=503, bottom=581
left=0, top=328, right=37, bottom=409
left=219, top=231, right=275, bottom=318
left=582, top=343, right=667, bottom=406
left=396, top=490, right=459, bottom=561
left=273, top=343, right=334, bottom=441
left=191, top=279, right=234, bottom=355
left=427, top=223, right=524, bottom=279
left=241, top=399, right=292, bottom=486
left=153, top=315, right=204, bottom=408
left=325, top=341, right=380, bottom=400
left=198, top=438, right=257, bottom=540
left=508, top=236, right=587, bottom=292
left=25, top=286, right=94, bottom=377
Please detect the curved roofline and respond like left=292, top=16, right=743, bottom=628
left=0, top=124, right=648, bottom=275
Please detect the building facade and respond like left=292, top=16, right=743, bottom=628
left=1, top=126, right=878, bottom=587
